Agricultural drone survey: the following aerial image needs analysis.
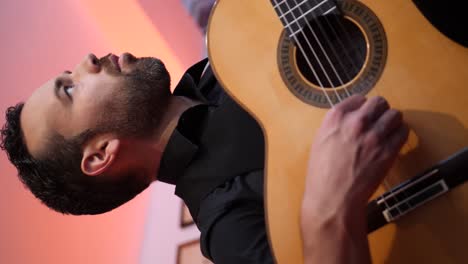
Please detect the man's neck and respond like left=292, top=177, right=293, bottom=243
left=146, top=95, right=202, bottom=181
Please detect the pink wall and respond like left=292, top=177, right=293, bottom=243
left=0, top=0, right=203, bottom=263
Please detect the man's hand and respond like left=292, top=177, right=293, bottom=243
left=301, top=95, right=409, bottom=264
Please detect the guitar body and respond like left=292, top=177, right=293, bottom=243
left=207, top=0, right=468, bottom=263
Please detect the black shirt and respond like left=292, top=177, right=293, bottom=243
left=157, top=59, right=274, bottom=263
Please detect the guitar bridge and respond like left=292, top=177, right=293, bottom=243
left=367, top=147, right=468, bottom=233
left=379, top=173, right=449, bottom=222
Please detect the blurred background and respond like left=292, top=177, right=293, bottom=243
left=0, top=0, right=214, bottom=263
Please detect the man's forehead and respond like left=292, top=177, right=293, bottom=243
left=28, top=76, right=57, bottom=101
left=20, top=78, right=56, bottom=157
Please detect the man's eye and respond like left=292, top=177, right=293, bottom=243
left=64, top=85, right=75, bottom=98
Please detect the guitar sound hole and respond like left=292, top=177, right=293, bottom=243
left=295, top=15, right=367, bottom=89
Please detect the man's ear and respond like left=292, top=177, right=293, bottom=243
left=81, top=136, right=120, bottom=176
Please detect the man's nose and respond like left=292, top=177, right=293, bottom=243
left=76, top=53, right=101, bottom=74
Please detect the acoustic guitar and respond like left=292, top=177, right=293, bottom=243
left=207, top=0, right=468, bottom=263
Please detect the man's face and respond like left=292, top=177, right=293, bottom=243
left=21, top=53, right=171, bottom=157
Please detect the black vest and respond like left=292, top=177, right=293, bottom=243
left=158, top=59, right=265, bottom=218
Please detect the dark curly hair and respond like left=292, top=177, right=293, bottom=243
left=0, top=103, right=148, bottom=215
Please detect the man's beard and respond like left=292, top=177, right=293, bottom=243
left=98, top=57, right=172, bottom=139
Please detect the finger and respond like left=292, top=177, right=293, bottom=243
left=373, top=109, right=403, bottom=140
left=343, top=97, right=389, bottom=138
left=385, top=122, right=410, bottom=159
left=333, top=94, right=367, bottom=114
left=356, top=96, right=390, bottom=124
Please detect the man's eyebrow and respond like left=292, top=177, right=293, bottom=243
left=63, top=70, right=72, bottom=74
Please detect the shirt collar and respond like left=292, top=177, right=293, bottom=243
left=173, top=58, right=210, bottom=103
left=157, top=129, right=198, bottom=184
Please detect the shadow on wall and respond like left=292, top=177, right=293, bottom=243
left=181, top=0, right=216, bottom=33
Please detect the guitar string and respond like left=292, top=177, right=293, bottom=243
left=283, top=0, right=402, bottom=216
left=310, top=0, right=359, bottom=88
left=284, top=0, right=345, bottom=102
left=275, top=0, right=403, bottom=217
left=322, top=0, right=362, bottom=75
left=273, top=0, right=335, bottom=107
left=279, top=0, right=340, bottom=103
left=292, top=0, right=351, bottom=98
left=308, top=0, right=405, bottom=216
left=309, top=0, right=406, bottom=215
